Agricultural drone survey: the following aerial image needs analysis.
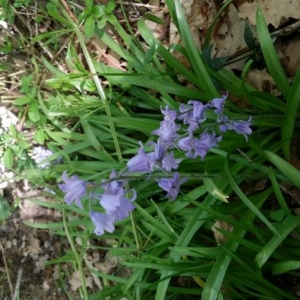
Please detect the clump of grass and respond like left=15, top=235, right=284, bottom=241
left=1, top=0, right=300, bottom=299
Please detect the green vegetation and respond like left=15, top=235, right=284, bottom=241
left=1, top=0, right=300, bottom=299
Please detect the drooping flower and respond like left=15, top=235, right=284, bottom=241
left=93, top=188, right=136, bottom=215
left=210, top=93, right=227, bottom=115
left=188, top=100, right=207, bottom=123
left=192, top=132, right=222, bottom=160
left=152, top=118, right=180, bottom=143
left=161, top=106, right=177, bottom=122
left=110, top=194, right=136, bottom=221
left=230, top=117, right=252, bottom=141
left=92, top=169, right=137, bottom=220
left=147, top=138, right=169, bottom=170
left=158, top=172, right=187, bottom=200
left=58, top=171, right=87, bottom=208
left=101, top=169, right=127, bottom=194
left=90, top=211, right=115, bottom=235
left=31, top=146, right=53, bottom=168
left=217, top=115, right=229, bottom=133
left=177, top=130, right=194, bottom=158
left=177, top=101, right=208, bottom=132
left=161, top=152, right=182, bottom=172
left=127, top=143, right=152, bottom=173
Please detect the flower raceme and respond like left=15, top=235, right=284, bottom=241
left=58, top=170, right=136, bottom=236
left=59, top=94, right=252, bottom=235
left=127, top=93, right=252, bottom=199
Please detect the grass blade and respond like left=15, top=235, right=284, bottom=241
left=256, top=9, right=290, bottom=98
left=255, top=215, right=300, bottom=268
left=173, top=0, right=218, bottom=98
left=282, top=66, right=300, bottom=159
left=202, top=188, right=272, bottom=300
left=225, top=158, right=279, bottom=235
left=265, top=150, right=300, bottom=189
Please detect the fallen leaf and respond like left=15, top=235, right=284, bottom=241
left=245, top=68, right=280, bottom=95
left=169, top=0, right=217, bottom=65
left=21, top=233, right=43, bottom=256
left=212, top=4, right=249, bottom=58
left=212, top=219, right=233, bottom=245
left=69, top=271, right=93, bottom=291
left=69, top=271, right=82, bottom=291
left=238, top=0, right=300, bottom=28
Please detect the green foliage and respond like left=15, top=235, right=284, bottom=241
left=3, top=1, right=300, bottom=300
left=0, top=196, right=10, bottom=221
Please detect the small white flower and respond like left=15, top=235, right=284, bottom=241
left=31, top=146, right=53, bottom=168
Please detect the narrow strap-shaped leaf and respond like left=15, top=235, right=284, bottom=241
left=265, top=150, right=300, bottom=188
left=282, top=66, right=300, bottom=159
left=225, top=157, right=279, bottom=235
left=255, top=215, right=300, bottom=268
left=256, top=9, right=290, bottom=98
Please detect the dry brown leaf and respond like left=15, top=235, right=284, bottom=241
left=84, top=253, right=103, bottom=290
left=238, top=0, right=300, bottom=28
left=212, top=3, right=254, bottom=63
left=145, top=11, right=168, bottom=40
left=245, top=68, right=280, bottom=95
left=34, top=254, right=49, bottom=273
left=212, top=219, right=233, bottom=245
left=169, top=0, right=217, bottom=65
left=69, top=271, right=93, bottom=291
left=21, top=233, right=43, bottom=256
left=69, top=271, right=82, bottom=291
left=282, top=39, right=300, bottom=77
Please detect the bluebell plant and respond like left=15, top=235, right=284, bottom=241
left=59, top=94, right=252, bottom=235
left=31, top=146, right=54, bottom=169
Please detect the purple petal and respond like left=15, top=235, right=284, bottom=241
left=100, top=194, right=120, bottom=212
left=151, top=119, right=180, bottom=143
left=231, top=117, right=252, bottom=141
left=58, top=171, right=87, bottom=208
left=210, top=93, right=227, bottom=115
left=90, top=211, right=115, bottom=235
left=193, top=132, right=222, bottom=160
left=158, top=172, right=187, bottom=200
left=161, top=106, right=177, bottom=122
left=127, top=146, right=151, bottom=173
left=161, top=152, right=182, bottom=172
left=110, top=197, right=135, bottom=220
left=188, top=100, right=207, bottom=122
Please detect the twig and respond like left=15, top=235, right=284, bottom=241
left=0, top=241, right=13, bottom=299
left=16, top=105, right=29, bottom=132
left=12, top=268, right=23, bottom=300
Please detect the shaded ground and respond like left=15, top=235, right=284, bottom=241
left=0, top=182, right=75, bottom=299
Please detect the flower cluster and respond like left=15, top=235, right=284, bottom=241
left=31, top=146, right=54, bottom=169
left=58, top=93, right=252, bottom=236
left=58, top=170, right=136, bottom=236
left=127, top=93, right=252, bottom=199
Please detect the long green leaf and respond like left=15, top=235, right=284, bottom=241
left=265, top=150, right=300, bottom=188
left=255, top=215, right=300, bottom=268
left=256, top=9, right=290, bottom=98
left=202, top=188, right=273, bottom=300
left=282, top=66, right=300, bottom=159
left=225, top=158, right=279, bottom=235
left=173, top=0, right=218, bottom=98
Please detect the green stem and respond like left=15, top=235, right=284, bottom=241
left=60, top=8, right=123, bottom=164
left=63, top=209, right=88, bottom=300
